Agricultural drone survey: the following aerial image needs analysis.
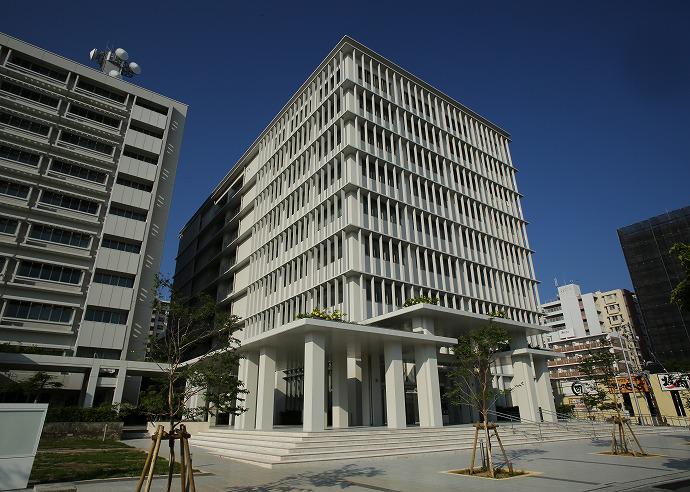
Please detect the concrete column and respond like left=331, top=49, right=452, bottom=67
left=112, top=367, right=126, bottom=405
left=347, top=340, right=363, bottom=426
left=331, top=350, right=349, bottom=428
left=235, top=351, right=259, bottom=430
left=384, top=340, right=406, bottom=429
left=83, top=365, right=100, bottom=408
left=274, top=368, right=287, bottom=424
left=370, top=351, right=384, bottom=426
left=534, top=357, right=557, bottom=422
left=303, top=332, right=326, bottom=432
left=256, top=347, right=277, bottom=430
left=414, top=344, right=443, bottom=427
left=512, top=354, right=540, bottom=422
left=362, top=353, right=371, bottom=426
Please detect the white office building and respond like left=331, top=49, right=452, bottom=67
left=0, top=33, right=187, bottom=406
left=175, top=36, right=557, bottom=434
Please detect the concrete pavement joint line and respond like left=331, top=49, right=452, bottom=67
left=582, top=470, right=690, bottom=491
left=528, top=475, right=601, bottom=485
left=542, top=457, right=670, bottom=471
left=341, top=480, right=401, bottom=492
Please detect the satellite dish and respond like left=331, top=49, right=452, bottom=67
left=108, top=69, right=121, bottom=77
left=115, top=48, right=129, bottom=61
left=128, top=62, right=142, bottom=75
left=89, top=49, right=99, bottom=61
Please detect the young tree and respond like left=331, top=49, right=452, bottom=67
left=446, top=319, right=515, bottom=477
left=141, top=274, right=246, bottom=491
left=578, top=348, right=645, bottom=455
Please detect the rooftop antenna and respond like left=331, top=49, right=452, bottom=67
left=89, top=46, right=142, bottom=79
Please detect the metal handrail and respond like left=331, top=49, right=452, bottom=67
left=567, top=410, right=690, bottom=429
left=490, top=409, right=600, bottom=441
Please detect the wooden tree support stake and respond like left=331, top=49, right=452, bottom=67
left=136, top=424, right=197, bottom=492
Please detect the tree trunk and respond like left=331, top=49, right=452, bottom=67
left=483, top=412, right=494, bottom=477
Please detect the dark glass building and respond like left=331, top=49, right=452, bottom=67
left=618, top=206, right=690, bottom=369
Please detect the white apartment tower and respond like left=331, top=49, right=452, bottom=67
left=0, top=33, right=187, bottom=406
left=175, top=37, right=556, bottom=432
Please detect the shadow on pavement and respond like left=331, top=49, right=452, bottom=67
left=224, top=463, right=385, bottom=492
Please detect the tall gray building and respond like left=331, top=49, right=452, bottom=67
left=0, top=33, right=187, bottom=406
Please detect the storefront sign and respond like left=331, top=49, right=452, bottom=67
left=658, top=373, right=690, bottom=391
left=615, top=376, right=649, bottom=393
left=569, top=380, right=597, bottom=396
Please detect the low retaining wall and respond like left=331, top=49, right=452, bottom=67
left=147, top=421, right=210, bottom=437
left=42, top=421, right=123, bottom=440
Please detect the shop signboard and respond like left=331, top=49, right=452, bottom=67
left=658, top=373, right=690, bottom=391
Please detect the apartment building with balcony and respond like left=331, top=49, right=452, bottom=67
left=542, top=284, right=648, bottom=414
left=175, top=36, right=557, bottom=432
left=0, top=33, right=186, bottom=406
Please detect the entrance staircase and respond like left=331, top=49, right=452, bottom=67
left=189, top=421, right=676, bottom=468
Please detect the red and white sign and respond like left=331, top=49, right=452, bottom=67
left=657, top=373, right=690, bottom=391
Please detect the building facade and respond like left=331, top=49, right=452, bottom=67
left=175, top=36, right=556, bottom=431
left=618, top=206, right=690, bottom=369
left=0, top=33, right=187, bottom=406
left=146, top=299, right=170, bottom=359
left=542, top=284, right=649, bottom=416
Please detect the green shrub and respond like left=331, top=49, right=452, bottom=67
left=46, top=405, right=122, bottom=423
left=403, top=296, right=439, bottom=307
left=295, top=308, right=347, bottom=322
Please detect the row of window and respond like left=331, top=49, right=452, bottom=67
left=102, top=236, right=141, bottom=253
left=93, top=271, right=135, bottom=288
left=2, top=213, right=148, bottom=248
left=59, top=131, right=114, bottom=156
left=16, top=260, right=82, bottom=284
left=68, top=104, right=120, bottom=129
left=0, top=179, right=30, bottom=199
left=50, top=159, right=107, bottom=184
left=0, top=143, right=40, bottom=166
left=0, top=111, right=51, bottom=136
left=1, top=81, right=60, bottom=108
left=1, top=300, right=129, bottom=325
left=39, top=190, right=99, bottom=215
left=116, top=175, right=153, bottom=192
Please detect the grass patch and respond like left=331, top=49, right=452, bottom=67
left=30, top=438, right=180, bottom=485
left=446, top=467, right=533, bottom=479
left=38, top=437, right=130, bottom=450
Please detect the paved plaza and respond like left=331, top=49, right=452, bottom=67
left=56, top=430, right=690, bottom=492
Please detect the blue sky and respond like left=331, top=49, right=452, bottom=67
left=3, top=1, right=689, bottom=302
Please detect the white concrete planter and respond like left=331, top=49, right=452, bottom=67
left=0, top=403, right=48, bottom=491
